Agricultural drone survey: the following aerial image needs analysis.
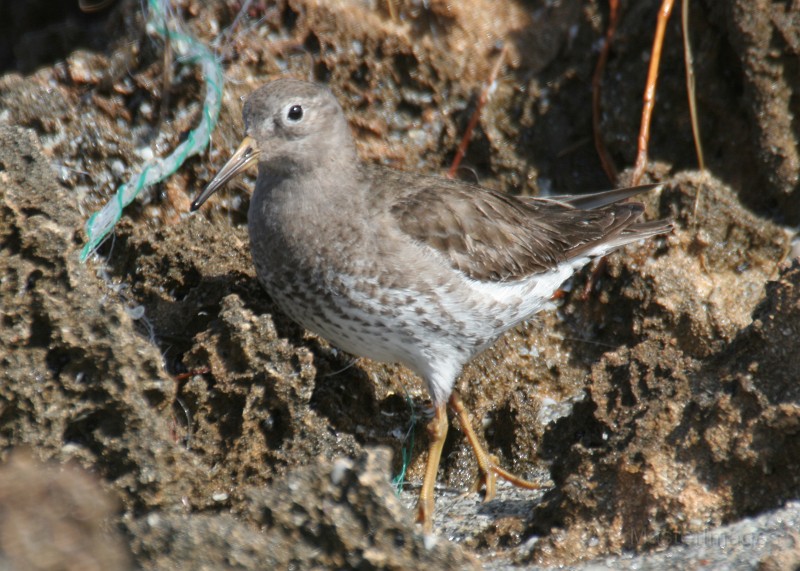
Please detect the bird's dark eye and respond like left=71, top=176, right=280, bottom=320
left=287, top=104, right=303, bottom=122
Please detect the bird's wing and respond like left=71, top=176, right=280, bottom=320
left=373, top=168, right=659, bottom=283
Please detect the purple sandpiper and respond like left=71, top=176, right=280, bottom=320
left=191, top=78, right=672, bottom=532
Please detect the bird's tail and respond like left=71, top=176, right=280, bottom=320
left=553, top=183, right=664, bottom=210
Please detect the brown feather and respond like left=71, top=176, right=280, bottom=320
left=369, top=167, right=661, bottom=282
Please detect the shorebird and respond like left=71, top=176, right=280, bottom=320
left=191, top=79, right=671, bottom=532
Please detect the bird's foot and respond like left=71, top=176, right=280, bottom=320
left=469, top=452, right=544, bottom=502
left=450, top=392, right=547, bottom=502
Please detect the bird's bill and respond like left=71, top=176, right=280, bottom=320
left=190, top=136, right=260, bottom=211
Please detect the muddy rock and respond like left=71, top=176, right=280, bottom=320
left=721, top=0, right=800, bottom=221
left=2, top=0, right=800, bottom=568
left=127, top=448, right=477, bottom=570
left=525, top=176, right=796, bottom=564
left=0, top=123, right=203, bottom=511
left=0, top=451, right=131, bottom=571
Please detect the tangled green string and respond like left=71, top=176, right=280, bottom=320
left=391, top=393, right=418, bottom=495
left=80, top=0, right=223, bottom=261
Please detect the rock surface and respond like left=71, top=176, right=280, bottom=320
left=1, top=0, right=798, bottom=568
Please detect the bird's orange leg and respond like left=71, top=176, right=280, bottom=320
left=449, top=392, right=544, bottom=501
left=416, top=402, right=449, bottom=534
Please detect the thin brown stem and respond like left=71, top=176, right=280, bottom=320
left=592, top=0, right=621, bottom=185
left=631, top=0, right=675, bottom=186
left=683, top=0, right=706, bottom=217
